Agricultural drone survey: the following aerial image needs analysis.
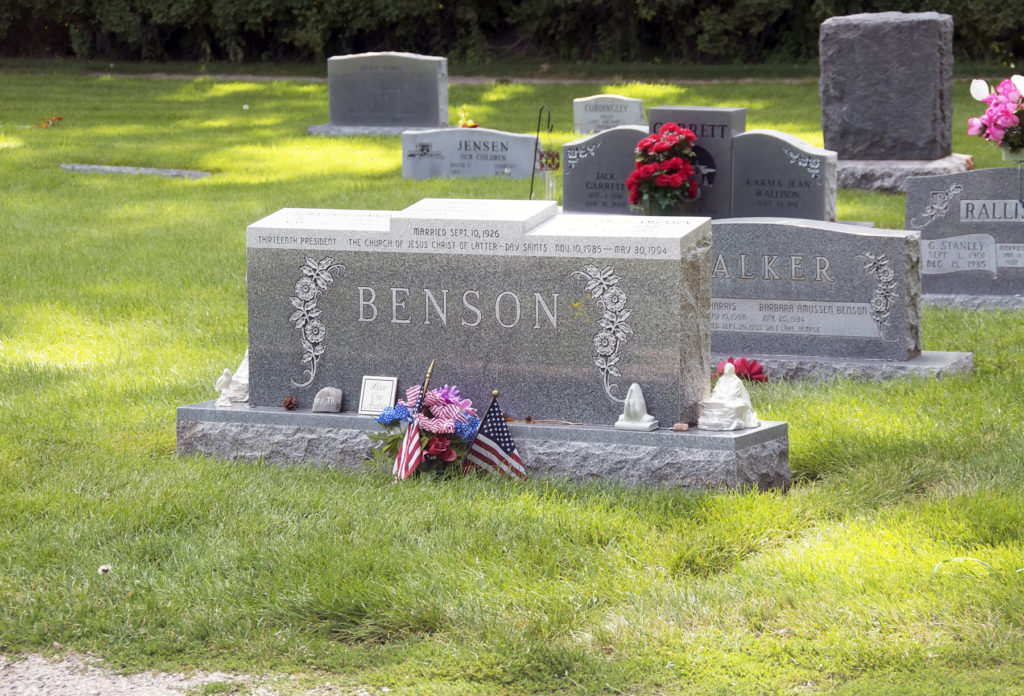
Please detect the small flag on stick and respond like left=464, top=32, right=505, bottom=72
left=465, top=390, right=527, bottom=480
left=392, top=360, right=435, bottom=481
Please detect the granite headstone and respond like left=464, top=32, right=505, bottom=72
left=711, top=218, right=921, bottom=361
left=905, top=167, right=1024, bottom=297
left=731, top=129, right=838, bottom=221
left=573, top=95, right=647, bottom=134
left=327, top=52, right=447, bottom=129
left=247, top=199, right=713, bottom=426
left=648, top=106, right=746, bottom=218
left=402, top=127, right=538, bottom=179
left=820, top=12, right=953, bottom=160
left=562, top=125, right=647, bottom=214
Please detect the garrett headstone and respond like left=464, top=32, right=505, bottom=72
left=246, top=199, right=713, bottom=426
left=905, top=168, right=1024, bottom=299
left=562, top=125, right=647, bottom=214
left=402, top=127, right=538, bottom=179
left=710, top=218, right=921, bottom=361
left=573, top=95, right=647, bottom=134
left=309, top=52, right=448, bottom=135
left=820, top=12, right=953, bottom=160
left=731, top=129, right=838, bottom=221
left=648, top=106, right=746, bottom=219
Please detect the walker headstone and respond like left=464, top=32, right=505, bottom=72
left=820, top=12, right=953, bottom=160
left=731, top=130, right=838, bottom=221
left=648, top=106, right=746, bottom=218
left=562, top=125, right=647, bottom=214
left=905, top=167, right=1024, bottom=297
left=246, top=199, right=712, bottom=426
left=573, top=95, right=647, bottom=134
left=710, top=218, right=921, bottom=361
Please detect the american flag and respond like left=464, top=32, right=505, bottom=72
left=392, top=420, right=423, bottom=480
left=465, top=397, right=527, bottom=480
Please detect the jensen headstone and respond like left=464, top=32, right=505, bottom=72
left=562, top=125, right=647, bottom=214
left=402, top=127, right=538, bottom=179
left=710, top=218, right=921, bottom=361
left=905, top=167, right=1024, bottom=297
left=648, top=106, right=746, bottom=219
left=820, top=12, right=953, bottom=160
left=247, top=199, right=713, bottom=426
left=573, top=95, right=647, bottom=134
left=310, top=52, right=448, bottom=135
left=731, top=129, right=838, bottom=221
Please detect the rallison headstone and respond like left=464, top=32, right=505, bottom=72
left=648, top=106, right=746, bottom=219
left=246, top=199, right=713, bottom=427
left=402, top=127, right=538, bottom=179
left=905, top=168, right=1024, bottom=300
left=573, top=95, right=647, bottom=134
left=731, top=129, right=838, bottom=222
left=562, top=125, right=647, bottom=214
left=710, top=218, right=921, bottom=362
left=308, top=52, right=448, bottom=136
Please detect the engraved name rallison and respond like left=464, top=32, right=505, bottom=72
left=960, top=200, right=1024, bottom=221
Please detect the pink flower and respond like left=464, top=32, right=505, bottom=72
left=716, top=357, right=768, bottom=382
left=967, top=117, right=985, bottom=136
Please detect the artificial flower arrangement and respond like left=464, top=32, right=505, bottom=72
left=370, top=384, right=480, bottom=476
left=968, top=75, right=1024, bottom=153
left=458, top=105, right=479, bottom=128
left=626, top=122, right=700, bottom=214
left=715, top=357, right=768, bottom=383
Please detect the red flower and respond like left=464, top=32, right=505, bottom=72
left=424, top=436, right=458, bottom=461
left=651, top=140, right=672, bottom=154
left=687, top=179, right=699, bottom=198
left=680, top=128, right=697, bottom=145
left=715, top=357, right=768, bottom=382
left=668, top=173, right=685, bottom=188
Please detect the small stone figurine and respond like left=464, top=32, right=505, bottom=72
left=697, top=363, right=760, bottom=431
left=614, top=383, right=659, bottom=431
left=213, top=350, right=250, bottom=408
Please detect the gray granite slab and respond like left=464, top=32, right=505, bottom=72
left=325, top=52, right=447, bottom=128
left=176, top=401, right=790, bottom=490
left=573, top=95, right=647, bottom=134
left=905, top=167, right=1024, bottom=296
left=61, top=163, right=210, bottom=179
left=820, top=12, right=953, bottom=160
left=710, top=218, right=921, bottom=361
left=561, top=125, right=647, bottom=214
left=731, top=130, right=837, bottom=221
left=246, top=200, right=712, bottom=427
left=837, top=154, right=973, bottom=193
left=922, top=293, right=1024, bottom=309
left=402, top=127, right=538, bottom=179
left=647, top=106, right=746, bottom=219
left=713, top=350, right=972, bottom=382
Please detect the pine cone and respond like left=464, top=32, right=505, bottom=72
left=282, top=396, right=298, bottom=410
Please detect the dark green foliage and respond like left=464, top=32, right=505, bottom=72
left=2, top=0, right=1024, bottom=64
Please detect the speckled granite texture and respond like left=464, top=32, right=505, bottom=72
left=713, top=350, right=973, bottom=382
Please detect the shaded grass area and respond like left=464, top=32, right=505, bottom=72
left=1, top=66, right=1023, bottom=694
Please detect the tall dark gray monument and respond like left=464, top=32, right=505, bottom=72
left=648, top=106, right=745, bottom=219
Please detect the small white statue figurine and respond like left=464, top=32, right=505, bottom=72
left=614, top=383, right=659, bottom=431
left=213, top=350, right=250, bottom=408
left=697, top=363, right=760, bottom=431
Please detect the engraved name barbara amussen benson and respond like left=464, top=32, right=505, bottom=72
left=571, top=264, right=633, bottom=404
left=288, top=256, right=345, bottom=387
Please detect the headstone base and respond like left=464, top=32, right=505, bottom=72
left=837, top=153, right=972, bottom=193
left=715, top=350, right=973, bottom=382
left=308, top=124, right=451, bottom=137
left=923, top=294, right=1024, bottom=309
left=176, top=401, right=790, bottom=491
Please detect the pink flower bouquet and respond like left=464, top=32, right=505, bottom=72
left=967, top=76, right=1024, bottom=151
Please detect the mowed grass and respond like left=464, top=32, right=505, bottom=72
left=1, top=63, right=1023, bottom=694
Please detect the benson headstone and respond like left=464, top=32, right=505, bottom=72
left=648, top=106, right=746, bottom=219
left=246, top=199, right=712, bottom=426
left=573, top=95, right=647, bottom=134
left=731, top=129, right=838, bottom=221
left=309, top=52, right=448, bottom=136
left=710, top=218, right=921, bottom=361
left=402, top=127, right=538, bottom=179
left=905, top=168, right=1024, bottom=301
left=820, top=12, right=953, bottom=161
left=562, top=125, right=647, bottom=214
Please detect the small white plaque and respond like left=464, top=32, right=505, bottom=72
left=922, top=234, right=997, bottom=275
left=358, top=376, right=399, bottom=416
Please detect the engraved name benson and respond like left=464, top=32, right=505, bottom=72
left=711, top=254, right=834, bottom=281
left=355, top=287, right=560, bottom=329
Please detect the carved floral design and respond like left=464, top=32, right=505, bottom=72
left=856, top=251, right=900, bottom=343
left=910, top=183, right=964, bottom=229
left=288, top=256, right=345, bottom=387
left=565, top=142, right=601, bottom=170
left=571, top=264, right=633, bottom=403
left=783, top=147, right=822, bottom=183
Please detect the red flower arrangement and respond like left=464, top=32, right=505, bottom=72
left=715, top=357, right=768, bottom=382
left=626, top=123, right=700, bottom=214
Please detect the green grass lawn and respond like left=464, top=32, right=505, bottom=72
left=1, top=61, right=1023, bottom=695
